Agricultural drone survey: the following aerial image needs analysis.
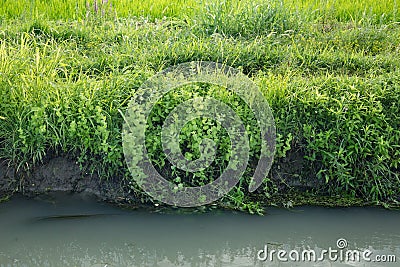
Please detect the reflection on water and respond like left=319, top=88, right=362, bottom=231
left=0, top=193, right=399, bottom=267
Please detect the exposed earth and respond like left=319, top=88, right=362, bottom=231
left=0, top=152, right=324, bottom=207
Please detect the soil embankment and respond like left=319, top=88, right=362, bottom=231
left=0, top=152, right=322, bottom=205
left=0, top=157, right=134, bottom=203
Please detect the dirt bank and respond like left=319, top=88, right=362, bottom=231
left=0, top=153, right=322, bottom=205
left=0, top=157, right=137, bottom=203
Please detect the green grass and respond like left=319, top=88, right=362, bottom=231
left=0, top=0, right=399, bottom=212
left=0, top=0, right=398, bottom=24
left=287, top=0, right=399, bottom=24
left=0, top=0, right=198, bottom=20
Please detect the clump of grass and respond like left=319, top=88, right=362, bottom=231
left=194, top=0, right=296, bottom=37
left=85, top=0, right=115, bottom=23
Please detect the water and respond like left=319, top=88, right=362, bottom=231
left=0, top=193, right=399, bottom=267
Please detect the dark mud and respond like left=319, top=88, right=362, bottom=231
left=0, top=152, right=322, bottom=205
left=0, top=157, right=135, bottom=204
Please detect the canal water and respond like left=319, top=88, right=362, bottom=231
left=0, top=193, right=398, bottom=267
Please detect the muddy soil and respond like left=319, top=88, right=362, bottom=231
left=0, top=152, right=322, bottom=204
left=0, top=157, right=136, bottom=203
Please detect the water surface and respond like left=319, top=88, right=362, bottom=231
left=0, top=193, right=399, bottom=266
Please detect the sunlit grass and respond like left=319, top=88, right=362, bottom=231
left=285, top=0, right=399, bottom=23
left=0, top=0, right=398, bottom=24
left=0, top=0, right=399, bottom=209
left=0, top=0, right=198, bottom=20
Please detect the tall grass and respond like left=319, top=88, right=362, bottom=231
left=0, top=0, right=197, bottom=20
left=1, top=0, right=399, bottom=209
left=0, top=0, right=398, bottom=24
left=194, top=0, right=296, bottom=37
left=286, top=0, right=399, bottom=24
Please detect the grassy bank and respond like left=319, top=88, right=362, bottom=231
left=0, top=0, right=399, bottom=212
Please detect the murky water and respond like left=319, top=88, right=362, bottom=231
left=0, top=193, right=399, bottom=267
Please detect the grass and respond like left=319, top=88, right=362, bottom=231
left=0, top=0, right=399, bottom=212
left=0, top=0, right=198, bottom=20
left=0, top=0, right=398, bottom=23
left=287, top=0, right=399, bottom=24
